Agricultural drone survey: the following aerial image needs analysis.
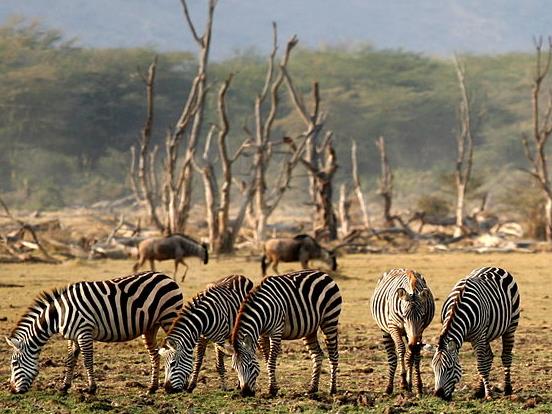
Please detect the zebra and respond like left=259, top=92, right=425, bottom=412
left=431, top=266, right=520, bottom=401
left=5, top=271, right=183, bottom=394
left=231, top=269, right=342, bottom=397
left=370, top=269, right=435, bottom=396
left=133, top=233, right=209, bottom=282
left=159, top=274, right=254, bottom=393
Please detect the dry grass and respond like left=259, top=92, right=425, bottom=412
left=0, top=253, right=550, bottom=413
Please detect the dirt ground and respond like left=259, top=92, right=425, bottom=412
left=0, top=253, right=550, bottom=413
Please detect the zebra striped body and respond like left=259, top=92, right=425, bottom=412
left=6, top=271, right=183, bottom=394
left=432, top=267, right=520, bottom=400
left=371, top=269, right=435, bottom=395
left=134, top=234, right=208, bottom=281
left=160, top=274, right=254, bottom=393
left=231, top=269, right=342, bottom=397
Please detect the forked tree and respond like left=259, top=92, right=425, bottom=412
left=376, top=136, right=394, bottom=227
left=452, top=56, right=477, bottom=238
left=130, top=0, right=216, bottom=234
left=522, top=36, right=552, bottom=241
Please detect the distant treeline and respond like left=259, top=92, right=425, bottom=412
left=0, top=19, right=537, bottom=209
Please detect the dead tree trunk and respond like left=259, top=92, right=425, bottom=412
left=130, top=57, right=163, bottom=231
left=376, top=136, right=394, bottom=228
left=338, top=183, right=351, bottom=238
left=352, top=139, right=371, bottom=229
left=247, top=23, right=303, bottom=244
left=522, top=36, right=552, bottom=241
left=453, top=56, right=476, bottom=238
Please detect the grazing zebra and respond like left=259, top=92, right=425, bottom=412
left=371, top=269, right=435, bottom=395
left=5, top=271, right=183, bottom=394
left=432, top=266, right=520, bottom=401
left=133, top=233, right=208, bottom=282
left=160, top=274, right=254, bottom=393
left=261, top=234, right=337, bottom=276
left=231, top=269, right=342, bottom=397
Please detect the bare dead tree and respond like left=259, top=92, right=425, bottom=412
left=130, top=0, right=216, bottom=234
left=351, top=139, right=371, bottom=229
left=453, top=56, right=476, bottom=237
left=130, top=57, right=163, bottom=230
left=338, top=183, right=351, bottom=237
left=376, top=136, right=394, bottom=228
left=246, top=23, right=307, bottom=244
left=193, top=74, right=252, bottom=253
left=522, top=36, right=552, bottom=241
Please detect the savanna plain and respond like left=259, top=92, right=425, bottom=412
left=0, top=253, right=550, bottom=413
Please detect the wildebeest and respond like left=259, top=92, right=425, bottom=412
left=133, top=234, right=208, bottom=282
left=261, top=234, right=337, bottom=276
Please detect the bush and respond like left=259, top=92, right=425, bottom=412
left=415, top=194, right=451, bottom=217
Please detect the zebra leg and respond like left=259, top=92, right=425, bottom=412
left=473, top=340, right=494, bottom=399
left=215, top=341, right=228, bottom=391
left=406, top=347, right=423, bottom=396
left=259, top=335, right=271, bottom=364
left=322, top=324, right=339, bottom=395
left=390, top=329, right=408, bottom=391
left=501, top=330, right=516, bottom=396
left=188, top=337, right=208, bottom=391
left=60, top=340, right=80, bottom=393
left=303, top=333, right=324, bottom=395
left=77, top=334, right=96, bottom=394
left=142, top=328, right=161, bottom=394
left=267, top=334, right=282, bottom=396
left=382, top=331, right=398, bottom=394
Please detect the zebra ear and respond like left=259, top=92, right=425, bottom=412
left=446, top=341, right=457, bottom=352
left=165, top=337, right=178, bottom=351
left=5, top=337, right=21, bottom=351
left=396, top=288, right=409, bottom=301
left=419, top=288, right=431, bottom=300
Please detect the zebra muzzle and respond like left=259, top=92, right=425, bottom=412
left=434, top=387, right=451, bottom=401
left=240, top=385, right=255, bottom=397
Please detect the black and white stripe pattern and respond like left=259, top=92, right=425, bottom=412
left=231, top=269, right=342, bottom=397
left=432, top=266, right=521, bottom=400
left=160, top=274, right=254, bottom=393
left=6, top=271, right=183, bottom=394
left=371, top=269, right=435, bottom=395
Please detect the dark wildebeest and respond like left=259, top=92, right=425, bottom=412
left=261, top=234, right=337, bottom=276
left=133, top=234, right=208, bottom=282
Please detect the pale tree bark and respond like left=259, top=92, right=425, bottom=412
left=453, top=56, right=476, bottom=238
left=375, top=136, right=394, bottom=228
left=338, top=183, right=351, bottom=237
left=522, top=36, right=552, bottom=241
left=247, top=23, right=304, bottom=244
left=130, top=57, right=163, bottom=231
left=351, top=139, right=371, bottom=229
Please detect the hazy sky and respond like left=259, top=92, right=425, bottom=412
left=1, top=0, right=550, bottom=59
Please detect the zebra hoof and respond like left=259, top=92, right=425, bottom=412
left=147, top=386, right=158, bottom=395
left=473, top=387, right=485, bottom=399
left=268, top=386, right=279, bottom=397
left=504, top=384, right=512, bottom=396
left=59, top=384, right=70, bottom=394
left=385, top=385, right=394, bottom=395
left=187, top=383, right=197, bottom=393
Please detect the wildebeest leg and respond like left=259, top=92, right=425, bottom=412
left=272, top=258, right=279, bottom=275
left=60, top=340, right=80, bottom=393
left=143, top=326, right=161, bottom=394
left=149, top=259, right=156, bottom=271
left=299, top=249, right=309, bottom=269
left=133, top=256, right=145, bottom=273
left=180, top=259, right=189, bottom=282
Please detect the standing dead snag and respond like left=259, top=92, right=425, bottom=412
left=522, top=36, right=552, bottom=241
left=352, top=139, right=371, bottom=229
left=130, top=0, right=217, bottom=234
left=193, top=74, right=252, bottom=253
left=453, top=56, right=476, bottom=238
left=376, top=136, right=394, bottom=228
left=130, top=57, right=163, bottom=231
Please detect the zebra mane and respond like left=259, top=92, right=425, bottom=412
left=438, top=280, right=468, bottom=347
left=231, top=276, right=272, bottom=348
left=10, top=287, right=66, bottom=337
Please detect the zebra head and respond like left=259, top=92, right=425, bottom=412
left=159, top=337, right=194, bottom=393
left=396, top=287, right=432, bottom=350
left=431, top=339, right=462, bottom=401
left=6, top=337, right=39, bottom=394
left=231, top=334, right=260, bottom=397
